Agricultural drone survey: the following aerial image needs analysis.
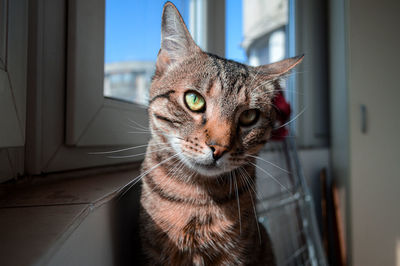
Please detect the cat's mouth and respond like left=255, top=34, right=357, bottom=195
left=186, top=158, right=233, bottom=177
left=192, top=161, right=218, bottom=169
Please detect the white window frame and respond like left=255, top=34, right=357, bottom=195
left=189, top=0, right=225, bottom=57
left=25, top=0, right=149, bottom=175
left=66, top=0, right=149, bottom=147
left=25, top=0, right=225, bottom=175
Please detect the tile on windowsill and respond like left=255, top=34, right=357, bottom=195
left=0, top=168, right=141, bottom=208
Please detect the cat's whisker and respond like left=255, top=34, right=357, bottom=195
left=274, top=89, right=303, bottom=95
left=88, top=143, right=156, bottom=155
left=245, top=154, right=290, bottom=174
left=125, top=125, right=151, bottom=132
left=126, top=118, right=149, bottom=130
left=127, top=131, right=154, bottom=134
left=88, top=139, right=167, bottom=155
left=182, top=159, right=195, bottom=182
left=229, top=172, right=233, bottom=196
left=238, top=167, right=261, bottom=200
left=269, top=103, right=281, bottom=113
left=248, top=161, right=293, bottom=196
left=146, top=156, right=185, bottom=198
left=274, top=107, right=306, bottom=130
left=248, top=64, right=263, bottom=89
left=184, top=167, right=197, bottom=183
left=127, top=129, right=184, bottom=142
left=167, top=157, right=186, bottom=180
left=250, top=70, right=306, bottom=94
left=160, top=132, right=185, bottom=141
left=239, top=167, right=268, bottom=208
left=251, top=79, right=275, bottom=92
left=167, top=154, right=191, bottom=181
left=237, top=168, right=261, bottom=244
left=126, top=124, right=168, bottom=135
left=165, top=159, right=180, bottom=176
left=118, top=152, right=181, bottom=198
left=107, top=146, right=172, bottom=159
left=267, top=69, right=307, bottom=85
left=283, top=69, right=308, bottom=78
left=233, top=170, right=242, bottom=235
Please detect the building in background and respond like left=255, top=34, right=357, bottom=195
left=242, top=0, right=288, bottom=66
left=104, top=61, right=154, bottom=105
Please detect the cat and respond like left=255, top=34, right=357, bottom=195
left=139, top=2, right=303, bottom=265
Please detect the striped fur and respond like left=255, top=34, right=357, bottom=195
left=140, top=2, right=303, bottom=265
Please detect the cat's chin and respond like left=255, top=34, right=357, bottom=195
left=185, top=160, right=235, bottom=177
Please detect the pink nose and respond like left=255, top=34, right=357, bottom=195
left=208, top=145, right=228, bottom=160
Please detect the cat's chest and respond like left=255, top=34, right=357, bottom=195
left=142, top=188, right=236, bottom=248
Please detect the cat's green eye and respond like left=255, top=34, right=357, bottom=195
left=184, top=91, right=206, bottom=112
left=239, top=109, right=260, bottom=126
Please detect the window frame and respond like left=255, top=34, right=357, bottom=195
left=66, top=0, right=149, bottom=147
left=0, top=0, right=27, bottom=148
left=25, top=0, right=225, bottom=175
left=292, top=0, right=329, bottom=147
left=189, top=0, right=225, bottom=57
left=0, top=0, right=28, bottom=182
left=24, top=0, right=328, bottom=176
left=25, top=0, right=150, bottom=175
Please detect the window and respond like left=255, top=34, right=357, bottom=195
left=26, top=0, right=157, bottom=175
left=22, top=0, right=328, bottom=177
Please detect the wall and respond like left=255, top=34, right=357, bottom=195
left=347, top=1, right=400, bottom=265
left=41, top=183, right=143, bottom=266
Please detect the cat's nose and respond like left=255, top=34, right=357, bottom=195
left=208, top=145, right=227, bottom=161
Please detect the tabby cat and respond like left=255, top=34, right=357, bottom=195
left=140, top=2, right=303, bottom=265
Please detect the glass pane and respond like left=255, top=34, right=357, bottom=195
left=226, top=0, right=290, bottom=65
left=227, top=0, right=296, bottom=132
left=104, top=0, right=190, bottom=105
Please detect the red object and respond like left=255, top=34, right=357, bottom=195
left=271, top=91, right=291, bottom=141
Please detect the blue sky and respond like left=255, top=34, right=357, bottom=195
left=226, top=0, right=247, bottom=62
left=105, top=0, right=247, bottom=63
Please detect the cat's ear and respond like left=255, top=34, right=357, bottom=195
left=256, top=55, right=304, bottom=77
left=156, top=2, right=199, bottom=74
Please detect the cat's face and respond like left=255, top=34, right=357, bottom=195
left=148, top=3, right=302, bottom=177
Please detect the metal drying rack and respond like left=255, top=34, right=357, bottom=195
left=256, top=138, right=327, bottom=266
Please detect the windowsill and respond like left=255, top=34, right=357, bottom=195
left=0, top=163, right=142, bottom=266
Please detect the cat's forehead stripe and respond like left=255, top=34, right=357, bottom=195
left=207, top=54, right=250, bottom=95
